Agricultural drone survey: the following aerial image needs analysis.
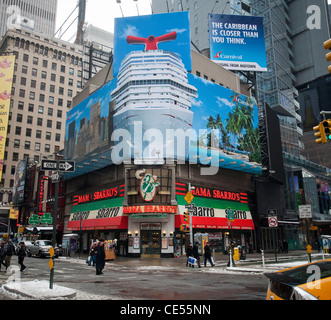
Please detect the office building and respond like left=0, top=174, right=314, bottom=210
left=0, top=27, right=83, bottom=228
left=0, top=0, right=57, bottom=40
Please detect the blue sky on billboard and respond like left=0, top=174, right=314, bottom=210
left=113, top=11, right=192, bottom=76
left=209, top=14, right=267, bottom=72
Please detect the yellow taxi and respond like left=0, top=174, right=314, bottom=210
left=265, top=259, right=331, bottom=300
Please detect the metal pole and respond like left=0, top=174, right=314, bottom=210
left=50, top=172, right=58, bottom=290
left=189, top=183, right=193, bottom=245
left=273, top=228, right=277, bottom=263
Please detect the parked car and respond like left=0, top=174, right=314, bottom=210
left=26, top=240, right=60, bottom=258
left=265, top=259, right=331, bottom=300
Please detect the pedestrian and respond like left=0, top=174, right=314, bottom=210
left=95, top=238, right=105, bottom=275
left=0, top=242, right=7, bottom=271
left=278, top=240, right=283, bottom=253
left=88, top=242, right=97, bottom=266
left=203, top=242, right=215, bottom=267
left=283, top=239, right=288, bottom=253
left=17, top=242, right=27, bottom=272
left=193, top=242, right=201, bottom=268
left=4, top=240, right=15, bottom=269
left=185, top=243, right=193, bottom=267
left=227, top=241, right=236, bottom=267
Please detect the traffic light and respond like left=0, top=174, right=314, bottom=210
left=313, top=122, right=327, bottom=144
left=183, top=211, right=189, bottom=223
left=324, top=39, right=331, bottom=74
left=322, top=119, right=331, bottom=141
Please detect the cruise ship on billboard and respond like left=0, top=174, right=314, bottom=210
left=110, top=31, right=198, bottom=161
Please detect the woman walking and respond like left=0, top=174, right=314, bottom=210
left=95, top=238, right=105, bottom=275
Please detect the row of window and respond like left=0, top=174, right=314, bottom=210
left=21, top=52, right=80, bottom=75
left=8, top=126, right=61, bottom=140
left=19, top=78, right=74, bottom=97
left=16, top=102, right=63, bottom=117
left=9, top=117, right=62, bottom=129
left=17, top=64, right=82, bottom=88
left=13, top=87, right=72, bottom=108
left=10, top=140, right=56, bottom=153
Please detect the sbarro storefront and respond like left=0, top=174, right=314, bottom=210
left=66, top=185, right=129, bottom=256
left=175, top=183, right=255, bottom=256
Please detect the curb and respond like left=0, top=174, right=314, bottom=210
left=3, top=280, right=77, bottom=299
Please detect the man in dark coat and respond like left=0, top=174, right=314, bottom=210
left=17, top=242, right=27, bottom=272
left=0, top=242, right=7, bottom=271
left=203, top=242, right=215, bottom=267
left=95, top=238, right=105, bottom=275
left=193, top=242, right=201, bottom=268
left=185, top=243, right=193, bottom=267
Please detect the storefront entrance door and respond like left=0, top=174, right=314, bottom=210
left=141, top=231, right=161, bottom=258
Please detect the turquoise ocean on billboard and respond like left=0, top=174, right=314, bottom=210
left=64, top=12, right=262, bottom=179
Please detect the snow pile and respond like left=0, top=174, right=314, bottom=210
left=3, top=280, right=76, bottom=299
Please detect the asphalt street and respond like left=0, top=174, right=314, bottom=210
left=0, top=254, right=269, bottom=300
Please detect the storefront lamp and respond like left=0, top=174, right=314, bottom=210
left=135, top=231, right=139, bottom=236
left=163, top=231, right=166, bottom=237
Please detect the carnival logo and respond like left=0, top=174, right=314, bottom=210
left=136, top=169, right=160, bottom=202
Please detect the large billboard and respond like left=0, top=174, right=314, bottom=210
left=64, top=12, right=261, bottom=178
left=0, top=56, right=15, bottom=181
left=209, top=14, right=267, bottom=72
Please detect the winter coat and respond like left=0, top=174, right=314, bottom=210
left=95, top=242, right=105, bottom=270
left=17, top=247, right=27, bottom=257
left=204, top=244, right=211, bottom=258
left=193, top=244, right=199, bottom=259
left=5, top=243, right=15, bottom=256
left=0, top=247, right=5, bottom=260
left=186, top=245, right=193, bottom=257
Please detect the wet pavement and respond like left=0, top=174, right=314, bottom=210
left=0, top=249, right=327, bottom=300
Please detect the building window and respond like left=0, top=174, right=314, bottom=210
left=14, top=139, right=20, bottom=148
left=45, top=144, right=51, bottom=153
left=37, top=118, right=43, bottom=126
left=38, top=106, right=44, bottom=114
left=48, top=108, right=53, bottom=116
left=46, top=132, right=51, bottom=140
left=49, top=96, right=54, bottom=104
left=27, top=116, right=33, bottom=124
left=23, top=54, right=29, bottom=62
left=41, top=71, right=47, bottom=79
left=36, top=130, right=42, bottom=139
left=26, top=128, right=31, bottom=137
left=28, top=104, right=34, bottom=112
left=18, top=101, right=24, bottom=110
left=40, top=82, right=46, bottom=91
left=33, top=57, right=38, bottom=65
left=35, top=142, right=41, bottom=151
left=55, top=133, right=61, bottom=142
left=20, top=77, right=26, bottom=86
left=16, top=114, right=23, bottom=122
left=24, top=141, right=30, bottom=150
left=47, top=120, right=52, bottom=128
left=12, top=153, right=19, bottom=161
left=15, top=126, right=21, bottom=135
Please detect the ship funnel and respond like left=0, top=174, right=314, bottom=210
left=126, top=31, right=177, bottom=50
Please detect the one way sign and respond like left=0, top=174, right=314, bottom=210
left=58, top=161, right=75, bottom=172
left=41, top=160, right=75, bottom=172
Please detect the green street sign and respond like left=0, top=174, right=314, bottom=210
left=29, top=214, right=40, bottom=226
left=227, top=208, right=234, bottom=221
left=40, top=212, right=53, bottom=226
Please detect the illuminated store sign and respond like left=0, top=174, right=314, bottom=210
left=73, top=185, right=124, bottom=205
left=123, top=205, right=177, bottom=214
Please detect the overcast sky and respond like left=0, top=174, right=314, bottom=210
left=55, top=0, right=152, bottom=42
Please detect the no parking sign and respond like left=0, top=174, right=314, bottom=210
left=268, top=216, right=278, bottom=228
